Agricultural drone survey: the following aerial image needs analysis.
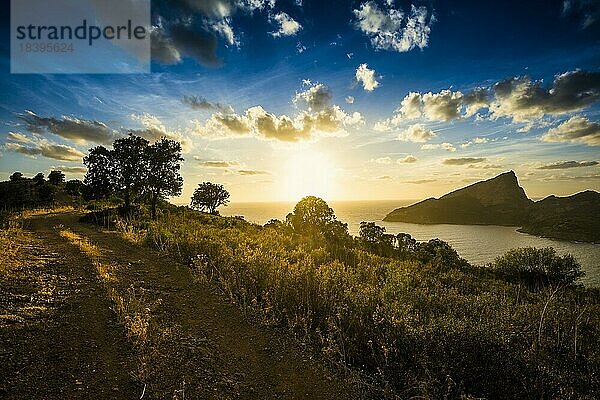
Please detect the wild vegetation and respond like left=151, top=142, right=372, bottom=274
left=2, top=135, right=598, bottom=398
left=94, top=196, right=599, bottom=399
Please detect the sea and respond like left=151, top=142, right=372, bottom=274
left=221, top=200, right=600, bottom=287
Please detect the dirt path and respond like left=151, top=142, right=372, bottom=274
left=2, top=211, right=367, bottom=399
left=0, top=213, right=138, bottom=399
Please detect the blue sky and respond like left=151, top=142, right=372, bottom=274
left=1, top=0, right=599, bottom=202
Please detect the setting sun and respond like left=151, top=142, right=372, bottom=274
left=281, top=148, right=336, bottom=201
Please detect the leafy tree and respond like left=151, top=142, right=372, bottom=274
left=286, top=196, right=337, bottom=235
left=145, top=138, right=184, bottom=219
left=10, top=172, right=24, bottom=182
left=191, top=182, right=230, bottom=214
left=286, top=196, right=350, bottom=245
left=359, top=221, right=386, bottom=244
left=112, top=135, right=149, bottom=213
left=32, top=173, right=45, bottom=186
left=84, top=146, right=115, bottom=200
left=48, top=170, right=65, bottom=185
left=493, top=247, right=584, bottom=287
left=65, top=179, right=84, bottom=196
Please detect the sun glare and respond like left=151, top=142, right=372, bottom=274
left=282, top=149, right=336, bottom=202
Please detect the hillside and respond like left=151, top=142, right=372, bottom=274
left=520, top=190, right=600, bottom=242
left=384, top=172, right=600, bottom=243
left=384, top=171, right=532, bottom=225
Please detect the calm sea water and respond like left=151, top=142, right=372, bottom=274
left=221, top=200, right=600, bottom=287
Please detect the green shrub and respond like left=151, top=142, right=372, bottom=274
left=493, top=247, right=584, bottom=288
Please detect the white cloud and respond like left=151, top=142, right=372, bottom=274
left=541, top=116, right=600, bottom=146
left=355, top=63, right=380, bottom=92
left=345, top=96, right=355, bottom=104
left=397, top=154, right=418, bottom=163
left=421, top=142, right=456, bottom=152
left=293, top=83, right=332, bottom=112
left=353, top=2, right=435, bottom=52
left=5, top=140, right=85, bottom=162
left=397, top=124, right=436, bottom=142
left=460, top=137, right=488, bottom=148
left=270, top=12, right=302, bottom=37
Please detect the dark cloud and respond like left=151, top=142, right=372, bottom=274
left=491, top=70, right=600, bottom=121
left=182, top=95, right=234, bottom=114
left=442, top=157, right=486, bottom=166
left=17, top=111, right=116, bottom=145
left=538, top=160, right=598, bottom=169
left=379, top=70, right=600, bottom=127
left=168, top=24, right=222, bottom=67
left=562, top=0, right=600, bottom=28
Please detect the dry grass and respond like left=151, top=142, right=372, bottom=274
left=0, top=217, right=25, bottom=273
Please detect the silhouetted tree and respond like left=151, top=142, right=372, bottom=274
left=10, top=172, right=24, bottom=182
left=286, top=196, right=351, bottom=247
left=48, top=170, right=65, bottom=185
left=191, top=182, right=230, bottom=214
left=84, top=146, right=115, bottom=200
left=65, top=179, right=84, bottom=196
left=32, top=173, right=45, bottom=186
left=145, top=138, right=184, bottom=219
left=359, top=222, right=386, bottom=244
left=112, top=135, right=149, bottom=213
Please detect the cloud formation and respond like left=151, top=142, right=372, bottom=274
left=17, top=111, right=116, bottom=145
left=5, top=141, right=85, bottom=162
left=353, top=2, right=435, bottom=52
left=355, top=64, right=380, bottom=92
left=237, top=169, right=271, bottom=175
left=269, top=12, right=302, bottom=37
left=195, top=84, right=363, bottom=142
left=196, top=159, right=241, bottom=167
left=460, top=137, right=488, bottom=148
left=442, top=157, right=486, bottom=165
left=50, top=165, right=88, bottom=174
left=421, top=142, right=456, bottom=152
left=293, top=84, right=332, bottom=112
left=397, top=155, right=418, bottom=163
left=397, top=124, right=436, bottom=142
left=375, top=70, right=600, bottom=129
left=541, top=116, right=600, bottom=146
left=538, top=160, right=599, bottom=169
left=182, top=95, right=235, bottom=114
left=129, top=113, right=192, bottom=152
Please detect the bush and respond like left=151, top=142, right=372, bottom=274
left=493, top=247, right=584, bottom=288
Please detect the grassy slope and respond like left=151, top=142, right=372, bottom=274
left=120, top=208, right=600, bottom=399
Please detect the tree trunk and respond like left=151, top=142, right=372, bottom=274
left=151, top=192, right=158, bottom=220
left=124, top=186, right=130, bottom=216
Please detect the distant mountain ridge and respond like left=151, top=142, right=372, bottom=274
left=383, top=171, right=600, bottom=243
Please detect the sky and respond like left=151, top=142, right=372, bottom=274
left=1, top=0, right=600, bottom=203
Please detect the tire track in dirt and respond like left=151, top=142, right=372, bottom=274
left=57, top=211, right=368, bottom=399
left=0, top=212, right=138, bottom=399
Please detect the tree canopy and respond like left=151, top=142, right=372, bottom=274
left=190, top=182, right=230, bottom=214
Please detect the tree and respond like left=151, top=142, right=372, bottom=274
left=84, top=146, right=115, bottom=200
left=493, top=247, right=584, bottom=288
left=32, top=173, right=45, bottom=186
left=10, top=172, right=24, bottom=181
left=65, top=179, right=84, bottom=196
left=359, top=222, right=386, bottom=244
left=48, top=170, right=65, bottom=185
left=145, top=138, right=184, bottom=219
left=191, top=182, right=230, bottom=214
left=112, top=135, right=149, bottom=213
left=286, top=196, right=350, bottom=244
